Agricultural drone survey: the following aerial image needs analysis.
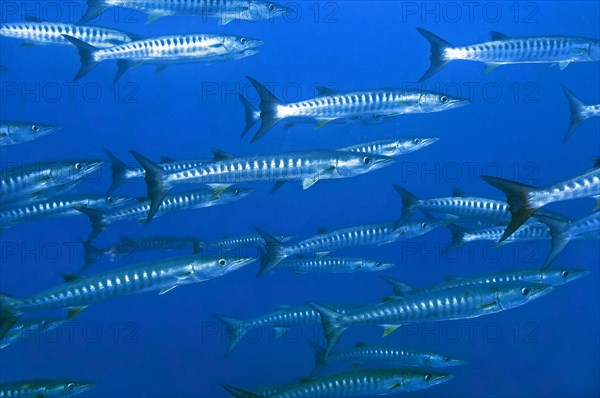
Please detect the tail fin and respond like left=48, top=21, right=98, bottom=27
left=307, top=302, right=347, bottom=358
left=480, top=175, right=540, bottom=242
left=79, top=238, right=102, bottom=271
left=254, top=227, right=289, bottom=276
left=221, top=385, right=259, bottom=398
left=0, top=294, right=20, bottom=339
left=214, top=315, right=247, bottom=356
left=239, top=93, right=259, bottom=138
left=129, top=151, right=171, bottom=225
left=73, top=206, right=108, bottom=242
left=61, top=35, right=100, bottom=81
left=380, top=276, right=415, bottom=297
left=393, top=185, right=419, bottom=222
left=443, top=224, right=469, bottom=254
left=104, top=149, right=132, bottom=193
left=535, top=215, right=572, bottom=267
left=309, top=340, right=328, bottom=374
left=77, top=0, right=110, bottom=24
left=562, top=86, right=588, bottom=142
left=246, top=76, right=283, bottom=143
left=416, top=28, right=452, bottom=82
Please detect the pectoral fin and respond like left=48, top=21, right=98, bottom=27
left=67, top=306, right=88, bottom=319
left=302, top=178, right=319, bottom=190
left=558, top=61, right=570, bottom=70
left=480, top=301, right=497, bottom=310
left=314, top=119, right=335, bottom=130
left=272, top=180, right=287, bottom=193
left=483, top=63, right=501, bottom=73
left=146, top=14, right=163, bottom=24
left=159, top=286, right=178, bottom=295
left=381, top=325, right=400, bottom=337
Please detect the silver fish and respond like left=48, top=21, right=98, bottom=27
left=309, top=283, right=553, bottom=355
left=381, top=267, right=588, bottom=300
left=246, top=76, right=470, bottom=142
left=215, top=303, right=365, bottom=355
left=130, top=149, right=395, bottom=224
left=278, top=257, right=396, bottom=274
left=0, top=122, right=60, bottom=146
left=0, top=380, right=95, bottom=398
left=481, top=166, right=600, bottom=241
left=338, top=137, right=440, bottom=157
left=63, top=33, right=263, bottom=83
left=0, top=194, right=134, bottom=230
left=76, top=186, right=253, bottom=242
left=562, top=86, right=600, bottom=142
left=418, top=28, right=600, bottom=81
left=0, top=160, right=104, bottom=205
left=309, top=341, right=464, bottom=374
left=0, top=255, right=254, bottom=337
left=255, top=220, right=445, bottom=275
left=78, top=0, right=292, bottom=25
left=223, top=369, right=453, bottom=398
left=196, top=233, right=290, bottom=256
left=1, top=318, right=66, bottom=349
left=0, top=19, right=137, bottom=48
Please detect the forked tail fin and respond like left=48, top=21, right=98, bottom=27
left=480, top=175, right=541, bottom=242
left=416, top=28, right=452, bottom=82
left=309, top=340, right=328, bottom=374
left=77, top=0, right=110, bottom=24
left=73, top=206, right=109, bottom=242
left=104, top=149, right=133, bottom=193
left=239, top=93, right=260, bottom=138
left=562, top=86, right=589, bottom=142
left=129, top=151, right=171, bottom=225
left=214, top=315, right=247, bottom=356
left=535, top=215, right=572, bottom=267
left=254, top=227, right=289, bottom=276
left=0, top=293, right=20, bottom=339
left=246, top=76, right=284, bottom=143
left=307, top=302, right=348, bottom=358
left=61, top=34, right=100, bottom=81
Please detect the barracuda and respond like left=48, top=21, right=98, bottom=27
left=246, top=76, right=469, bottom=142
left=0, top=255, right=255, bottom=337
left=0, top=194, right=134, bottom=230
left=215, top=303, right=365, bottom=355
left=78, top=0, right=292, bottom=25
left=381, top=268, right=589, bottom=300
left=0, top=380, right=95, bottom=398
left=562, top=86, right=600, bottom=142
left=76, top=186, right=253, bottom=242
left=309, top=283, right=553, bottom=356
left=309, top=341, right=464, bottom=374
left=278, top=257, right=396, bottom=274
left=338, top=137, right=439, bottom=157
left=418, top=28, right=600, bottom=81
left=197, top=233, right=290, bottom=255
left=255, top=219, right=443, bottom=275
left=222, top=369, right=453, bottom=398
left=105, top=149, right=209, bottom=193
left=130, top=149, right=395, bottom=224
left=0, top=121, right=60, bottom=146
left=1, top=318, right=65, bottom=349
left=0, top=19, right=137, bottom=48
left=481, top=166, right=600, bottom=241
left=63, top=33, right=263, bottom=83
left=0, top=160, right=104, bottom=205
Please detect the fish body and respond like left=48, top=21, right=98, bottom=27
left=246, top=76, right=470, bottom=142
left=197, top=234, right=290, bottom=255
left=223, top=369, right=453, bottom=398
left=215, top=303, right=365, bottom=355
left=0, top=160, right=104, bottom=205
left=0, top=195, right=134, bottom=230
left=63, top=33, right=262, bottom=82
left=78, top=0, right=292, bottom=25
left=1, top=318, right=65, bottom=349
left=0, top=20, right=136, bottom=47
left=0, top=380, right=95, bottom=398
left=338, top=137, right=439, bottom=157
left=0, top=122, right=60, bottom=146
left=310, top=283, right=553, bottom=355
left=418, top=28, right=600, bottom=81
left=481, top=167, right=600, bottom=241
left=562, top=86, right=600, bottom=142
left=278, top=257, right=396, bottom=274
left=129, top=149, right=394, bottom=224
left=256, top=220, right=442, bottom=275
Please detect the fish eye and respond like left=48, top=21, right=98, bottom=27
left=75, top=163, right=84, bottom=170
left=235, top=189, right=241, bottom=195
left=107, top=196, right=115, bottom=203
left=424, top=375, right=432, bottom=382
left=444, top=356, right=451, bottom=362
left=218, top=259, right=227, bottom=266
left=421, top=222, right=428, bottom=228
left=31, top=125, right=40, bottom=132
left=240, top=37, right=247, bottom=45
left=362, top=156, right=372, bottom=165
left=521, top=287, right=531, bottom=296
left=561, top=271, right=570, bottom=278
left=413, top=138, right=421, bottom=144
left=268, top=3, right=277, bottom=11
left=440, top=95, right=449, bottom=103
left=67, top=383, right=76, bottom=391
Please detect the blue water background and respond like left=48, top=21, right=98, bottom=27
left=0, top=1, right=599, bottom=397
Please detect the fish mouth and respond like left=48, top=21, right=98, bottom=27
left=430, top=373, right=454, bottom=385
left=228, top=257, right=256, bottom=272
left=528, top=283, right=554, bottom=300
left=445, top=358, right=466, bottom=366
left=73, top=383, right=96, bottom=394
left=562, top=268, right=591, bottom=282
left=42, top=125, right=62, bottom=136
left=85, top=160, right=106, bottom=174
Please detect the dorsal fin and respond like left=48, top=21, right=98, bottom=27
left=211, top=148, right=234, bottom=161
left=160, top=156, right=175, bottom=163
left=490, top=31, right=509, bottom=40
left=355, top=342, right=367, bottom=348
left=24, top=15, right=43, bottom=23
left=452, top=187, right=469, bottom=197
left=592, top=156, right=600, bottom=169
left=62, top=274, right=83, bottom=283
left=316, top=86, right=338, bottom=96
left=444, top=276, right=463, bottom=282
